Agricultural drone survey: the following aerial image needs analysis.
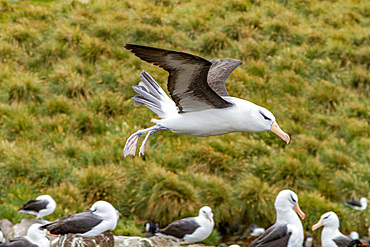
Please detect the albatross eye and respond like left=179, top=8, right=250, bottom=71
left=259, top=110, right=271, bottom=121
left=290, top=195, right=296, bottom=203
left=323, top=214, right=330, bottom=219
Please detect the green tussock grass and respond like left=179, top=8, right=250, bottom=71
left=0, top=0, right=369, bottom=245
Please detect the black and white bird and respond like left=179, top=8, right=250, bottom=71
left=155, top=206, right=214, bottom=243
left=0, top=223, right=49, bottom=247
left=250, top=224, right=265, bottom=237
left=19, top=195, right=56, bottom=223
left=346, top=239, right=367, bottom=247
left=312, top=211, right=352, bottom=247
left=250, top=190, right=306, bottom=247
left=40, top=201, right=118, bottom=237
left=344, top=198, right=368, bottom=210
left=145, top=221, right=158, bottom=237
left=123, top=44, right=290, bottom=157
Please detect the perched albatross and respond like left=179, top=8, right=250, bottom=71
left=40, top=201, right=118, bottom=237
left=123, top=44, right=290, bottom=157
left=0, top=223, right=49, bottom=247
left=250, top=190, right=306, bottom=247
left=155, top=206, right=214, bottom=243
left=312, top=211, right=352, bottom=247
left=19, top=195, right=56, bottom=223
left=344, top=198, right=368, bottom=210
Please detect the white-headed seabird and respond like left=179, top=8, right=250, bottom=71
left=40, top=201, right=118, bottom=237
left=344, top=198, right=368, bottom=210
left=123, top=44, right=290, bottom=157
left=19, top=195, right=56, bottom=223
left=155, top=206, right=214, bottom=243
left=0, top=223, right=49, bottom=247
left=312, top=211, right=352, bottom=247
left=250, top=190, right=306, bottom=247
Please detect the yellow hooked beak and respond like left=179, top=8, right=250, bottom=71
left=271, top=121, right=290, bottom=144
left=312, top=218, right=323, bottom=231
left=206, top=212, right=212, bottom=222
left=293, top=203, right=305, bottom=219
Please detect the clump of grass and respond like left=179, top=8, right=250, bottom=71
left=7, top=73, right=44, bottom=103
left=88, top=92, right=127, bottom=116
left=196, top=31, right=230, bottom=54
left=78, top=35, right=110, bottom=63
left=76, top=164, right=122, bottom=204
left=4, top=24, right=40, bottom=46
left=235, top=174, right=277, bottom=226
left=45, top=95, right=72, bottom=115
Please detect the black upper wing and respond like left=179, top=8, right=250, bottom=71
left=157, top=217, right=200, bottom=239
left=40, top=209, right=102, bottom=235
left=250, top=224, right=291, bottom=247
left=4, top=237, right=38, bottom=247
left=19, top=199, right=48, bottom=212
left=125, top=44, right=233, bottom=112
left=333, top=235, right=352, bottom=247
left=344, top=200, right=362, bottom=208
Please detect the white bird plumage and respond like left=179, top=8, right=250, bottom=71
left=123, top=44, right=290, bottom=157
left=312, top=211, right=352, bottom=247
left=155, top=206, right=214, bottom=243
left=19, top=195, right=56, bottom=223
left=250, top=190, right=305, bottom=247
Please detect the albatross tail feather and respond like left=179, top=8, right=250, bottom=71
left=132, top=71, right=177, bottom=119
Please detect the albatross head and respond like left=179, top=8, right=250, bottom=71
left=90, top=201, right=118, bottom=220
left=255, top=107, right=290, bottom=144
left=312, top=211, right=340, bottom=231
left=274, top=190, right=305, bottom=219
left=199, top=206, right=213, bottom=223
left=28, top=223, right=48, bottom=242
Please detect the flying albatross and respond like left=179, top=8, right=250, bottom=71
left=0, top=223, right=49, bottom=247
left=344, top=197, right=368, bottom=210
left=155, top=206, right=214, bottom=243
left=40, top=201, right=118, bottom=237
left=312, top=211, right=352, bottom=247
left=250, top=190, right=306, bottom=247
left=19, top=195, right=56, bottom=223
left=123, top=44, right=290, bottom=157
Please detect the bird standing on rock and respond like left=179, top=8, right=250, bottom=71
left=123, top=44, right=290, bottom=157
left=155, top=206, right=214, bottom=243
left=40, top=201, right=118, bottom=237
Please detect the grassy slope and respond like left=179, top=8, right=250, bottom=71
left=0, top=0, right=369, bottom=245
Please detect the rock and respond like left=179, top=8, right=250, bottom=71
left=0, top=219, right=14, bottom=240
left=114, top=236, right=212, bottom=247
left=12, top=218, right=41, bottom=238
left=51, top=231, right=114, bottom=247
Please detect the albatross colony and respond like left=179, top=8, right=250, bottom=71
left=123, top=44, right=290, bottom=157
